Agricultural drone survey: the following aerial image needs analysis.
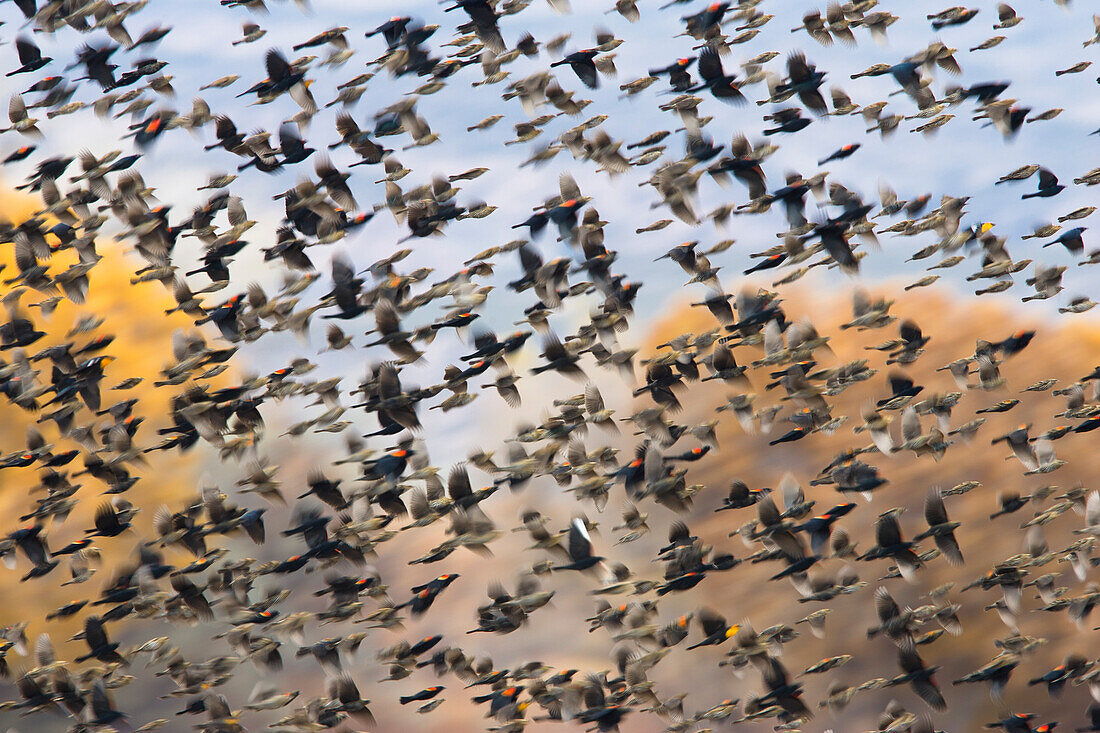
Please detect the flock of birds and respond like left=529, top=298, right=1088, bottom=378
left=0, top=0, right=1098, bottom=731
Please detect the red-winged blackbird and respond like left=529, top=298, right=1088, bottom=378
left=405, top=573, right=460, bottom=615
left=3, top=145, right=36, bottom=163
left=794, top=503, right=854, bottom=555
left=399, top=686, right=444, bottom=705
left=686, top=608, right=739, bottom=649
left=649, top=57, right=695, bottom=91
left=683, top=2, right=730, bottom=35
left=551, top=49, right=601, bottom=89
left=366, top=16, right=412, bottom=49
left=998, top=330, right=1036, bottom=357
left=818, top=143, right=861, bottom=166
left=986, top=713, right=1039, bottom=733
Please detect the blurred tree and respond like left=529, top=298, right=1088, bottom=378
left=0, top=186, right=219, bottom=661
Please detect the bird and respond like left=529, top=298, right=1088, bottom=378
left=553, top=518, right=608, bottom=573
left=551, top=49, right=602, bottom=89
left=690, top=49, right=745, bottom=103
left=1022, top=168, right=1065, bottom=199
left=1045, top=227, right=1087, bottom=254
left=7, top=37, right=52, bottom=76
left=686, top=607, right=740, bottom=649
left=914, top=489, right=964, bottom=566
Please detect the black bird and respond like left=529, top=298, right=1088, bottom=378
left=323, top=256, right=367, bottom=320
left=74, top=616, right=126, bottom=665
left=763, top=107, right=811, bottom=135
left=716, top=480, right=770, bottom=511
left=86, top=682, right=126, bottom=727
left=85, top=501, right=135, bottom=538
left=10, top=524, right=58, bottom=579
left=686, top=132, right=723, bottom=162
left=553, top=518, right=606, bottom=572
left=406, top=573, right=460, bottom=615
left=238, top=508, right=267, bottom=544
left=877, top=372, right=923, bottom=408
left=769, top=425, right=810, bottom=446
left=276, top=124, right=315, bottom=165
left=3, top=145, right=36, bottom=163
left=205, top=115, right=246, bottom=154
left=890, top=640, right=947, bottom=710
left=987, top=713, right=1039, bottom=732
left=531, top=335, right=584, bottom=378
left=315, top=574, right=376, bottom=605
left=649, top=57, right=696, bottom=91
left=914, top=488, right=963, bottom=566
left=237, top=49, right=310, bottom=110
left=298, top=469, right=347, bottom=510
left=769, top=530, right=820, bottom=583
left=690, top=49, right=744, bottom=103
left=196, top=293, right=246, bottom=341
left=1044, top=227, right=1086, bottom=255
left=816, top=220, right=858, bottom=272
left=10, top=0, right=37, bottom=19
left=551, top=49, right=601, bottom=89
left=686, top=608, right=739, bottom=650
left=997, top=330, right=1036, bottom=357
left=446, top=0, right=505, bottom=53
left=131, top=110, right=172, bottom=148
left=400, top=686, right=444, bottom=705
left=512, top=211, right=550, bottom=239
left=752, top=657, right=809, bottom=720
left=70, top=43, right=118, bottom=90
left=794, top=503, right=855, bottom=556
left=683, top=1, right=730, bottom=36
left=991, top=491, right=1030, bottom=519
left=1028, top=654, right=1090, bottom=697
left=0, top=320, right=45, bottom=353
left=366, top=16, right=412, bottom=49
left=778, top=52, right=828, bottom=114
left=859, top=513, right=922, bottom=581
left=8, top=38, right=52, bottom=76
left=1022, top=168, right=1065, bottom=199
left=818, top=143, right=860, bottom=166
left=745, top=253, right=788, bottom=275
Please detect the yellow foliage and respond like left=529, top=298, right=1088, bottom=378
left=0, top=186, right=218, bottom=657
